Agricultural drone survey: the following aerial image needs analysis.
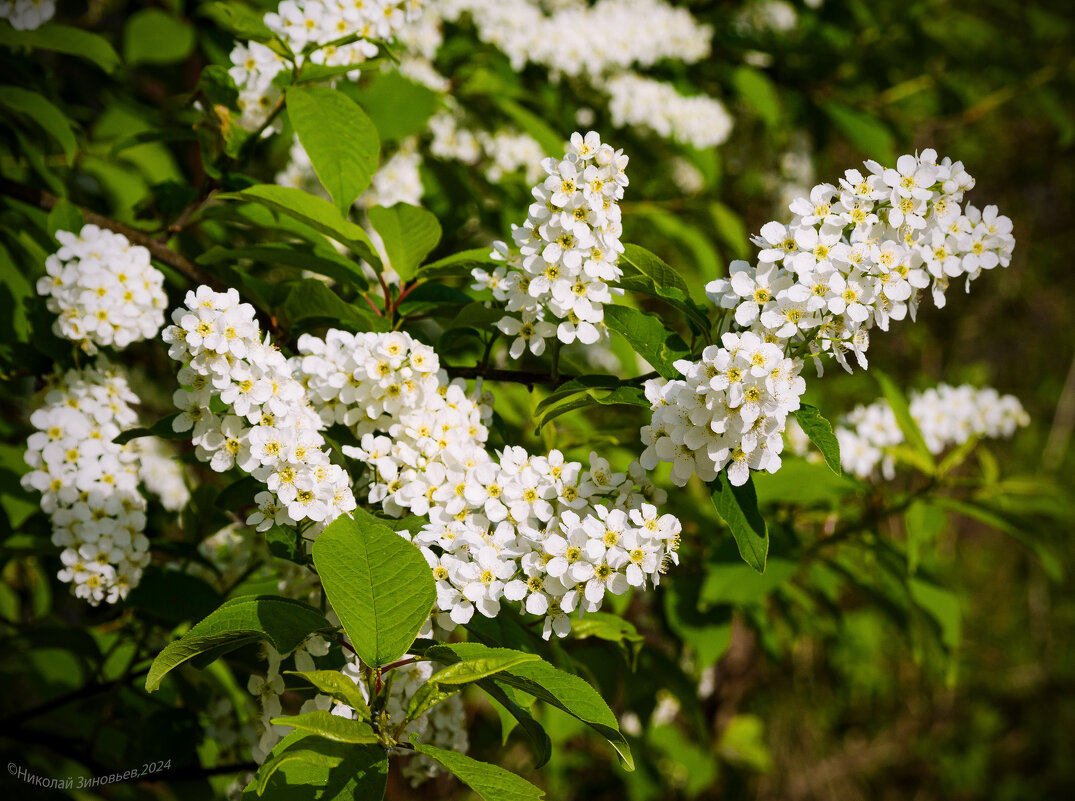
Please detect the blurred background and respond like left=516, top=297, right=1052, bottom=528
left=1, top=1, right=1073, bottom=799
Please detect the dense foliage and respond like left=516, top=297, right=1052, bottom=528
left=1, top=2, right=1073, bottom=800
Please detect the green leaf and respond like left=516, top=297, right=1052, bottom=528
left=366, top=204, right=442, bottom=282
left=700, top=558, right=796, bottom=605
left=793, top=405, right=842, bottom=475
left=220, top=185, right=382, bottom=267
left=198, top=243, right=369, bottom=291
left=265, top=525, right=307, bottom=565
left=425, top=644, right=540, bottom=685
left=0, top=86, right=77, bottom=162
left=569, top=612, right=644, bottom=646
left=617, top=243, right=709, bottom=329
left=287, top=670, right=370, bottom=719
left=311, top=513, right=435, bottom=667
left=244, top=733, right=386, bottom=801
left=490, top=96, right=562, bottom=156
left=124, top=8, right=195, bottom=66
left=908, top=578, right=961, bottom=650
left=821, top=101, right=897, bottom=165
left=410, top=738, right=545, bottom=801
left=146, top=595, right=329, bottom=691
left=350, top=71, right=439, bottom=142
left=904, top=500, right=946, bottom=575
left=732, top=66, right=782, bottom=127
left=479, top=680, right=552, bottom=767
left=417, top=247, right=497, bottom=280
left=286, top=86, right=380, bottom=215
left=111, top=414, right=184, bottom=444
left=436, top=643, right=633, bottom=770
left=270, top=711, right=379, bottom=745
left=602, top=305, right=690, bottom=380
left=255, top=742, right=345, bottom=797
left=199, top=1, right=276, bottom=44
left=282, top=278, right=388, bottom=333
left=46, top=198, right=84, bottom=238
left=533, top=376, right=648, bottom=431
left=0, top=23, right=121, bottom=73
left=709, top=470, right=769, bottom=573
left=875, top=372, right=934, bottom=472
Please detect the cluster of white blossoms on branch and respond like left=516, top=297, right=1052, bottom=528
left=21, top=360, right=186, bottom=605
left=228, top=0, right=422, bottom=131
left=828, top=383, right=1029, bottom=479
left=645, top=150, right=1015, bottom=487
left=641, top=332, right=807, bottom=487
left=291, top=328, right=682, bottom=639
left=162, top=287, right=356, bottom=531
left=437, top=0, right=711, bottom=78
left=473, top=131, right=628, bottom=356
left=607, top=72, right=734, bottom=150
left=0, top=0, right=56, bottom=31
left=37, top=225, right=167, bottom=354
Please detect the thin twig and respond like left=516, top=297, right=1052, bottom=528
left=0, top=177, right=225, bottom=290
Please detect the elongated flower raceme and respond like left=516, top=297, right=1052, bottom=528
left=804, top=383, right=1029, bottom=480
left=644, top=150, right=1016, bottom=486
left=474, top=130, right=629, bottom=355
left=291, top=328, right=681, bottom=639
left=21, top=360, right=186, bottom=605
left=161, top=287, right=356, bottom=533
left=37, top=225, right=168, bottom=354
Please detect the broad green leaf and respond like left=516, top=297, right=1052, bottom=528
left=265, top=525, right=307, bottom=565
left=908, top=578, right=961, bottom=650
left=243, top=733, right=386, bottom=801
left=198, top=243, right=369, bottom=290
left=875, top=372, right=935, bottom=472
left=425, top=644, right=540, bottom=685
left=0, top=86, right=77, bottom=162
left=282, top=278, right=388, bottom=333
left=491, top=97, right=562, bottom=156
left=124, top=8, right=195, bottom=66
left=617, top=243, right=709, bottom=329
left=700, top=558, right=796, bottom=605
left=200, top=1, right=276, bottom=44
left=709, top=202, right=750, bottom=260
left=270, top=711, right=379, bottom=744
left=436, top=643, right=633, bottom=770
left=287, top=670, right=371, bottom=720
left=0, top=23, right=121, bottom=73
left=366, top=204, right=442, bottom=281
left=418, top=247, right=497, bottom=280
left=214, top=476, right=262, bottom=511
left=822, top=101, right=897, bottom=165
left=411, top=738, right=545, bottom=801
left=732, top=66, right=782, bottom=126
left=533, top=376, right=648, bottom=431
left=311, top=513, right=435, bottom=667
left=602, top=305, right=690, bottom=380
left=794, top=405, right=842, bottom=475
left=220, top=185, right=382, bottom=267
left=350, top=71, right=439, bottom=142
left=405, top=681, right=462, bottom=721
left=904, top=500, right=946, bottom=575
left=569, top=612, right=643, bottom=646
left=709, top=470, right=769, bottom=573
left=46, top=198, right=84, bottom=238
left=619, top=243, right=691, bottom=297
left=286, top=86, right=380, bottom=215
left=479, top=680, right=552, bottom=767
left=146, top=595, right=329, bottom=691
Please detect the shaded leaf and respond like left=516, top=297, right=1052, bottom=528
left=709, top=470, right=769, bottom=573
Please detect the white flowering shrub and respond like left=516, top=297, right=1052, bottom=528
left=1, top=2, right=1070, bottom=800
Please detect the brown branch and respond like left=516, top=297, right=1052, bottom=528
left=0, top=177, right=225, bottom=290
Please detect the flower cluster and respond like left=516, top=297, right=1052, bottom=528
left=645, top=150, right=1015, bottom=487
left=474, top=131, right=628, bottom=356
left=641, top=332, right=807, bottom=487
left=705, top=151, right=1014, bottom=369
left=438, top=0, right=712, bottom=78
left=21, top=360, right=172, bottom=605
left=161, top=287, right=356, bottom=531
left=0, top=0, right=56, bottom=31
left=228, top=0, right=422, bottom=131
left=37, top=225, right=168, bottom=354
left=607, top=73, right=734, bottom=149
left=292, top=328, right=681, bottom=639
left=832, top=384, right=1029, bottom=479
